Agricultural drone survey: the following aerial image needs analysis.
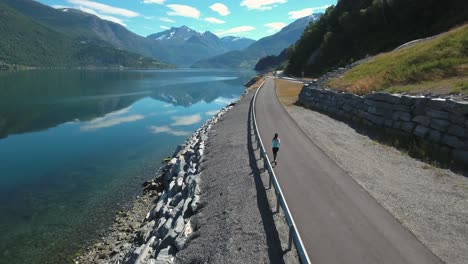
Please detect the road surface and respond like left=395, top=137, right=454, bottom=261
left=254, top=77, right=442, bottom=264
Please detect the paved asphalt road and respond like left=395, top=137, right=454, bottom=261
left=254, top=77, right=443, bottom=264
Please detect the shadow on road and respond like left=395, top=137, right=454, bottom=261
left=246, top=96, right=286, bottom=263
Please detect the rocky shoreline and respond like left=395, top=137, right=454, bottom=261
left=76, top=103, right=237, bottom=264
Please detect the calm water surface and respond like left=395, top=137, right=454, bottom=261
left=0, top=69, right=253, bottom=263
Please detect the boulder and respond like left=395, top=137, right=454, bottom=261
left=366, top=93, right=401, bottom=104
left=123, top=246, right=143, bottom=264
left=414, top=125, right=429, bottom=138
left=395, top=111, right=412, bottom=122
left=183, top=219, right=195, bottom=237
left=412, top=115, right=431, bottom=126
left=134, top=236, right=156, bottom=264
left=156, top=218, right=172, bottom=239
left=170, top=193, right=183, bottom=207
left=159, top=229, right=178, bottom=249
left=155, top=246, right=174, bottom=264
left=400, top=96, right=415, bottom=106
left=174, top=236, right=187, bottom=251
left=400, top=122, right=416, bottom=133
left=448, top=124, right=465, bottom=138
left=182, top=197, right=193, bottom=218
left=393, top=104, right=410, bottom=112
left=453, top=150, right=468, bottom=164
left=427, top=109, right=450, bottom=120
left=430, top=118, right=450, bottom=132
left=442, top=135, right=464, bottom=148
left=449, top=114, right=465, bottom=126
left=428, top=130, right=442, bottom=143
left=137, top=220, right=156, bottom=244
left=173, top=215, right=185, bottom=234
left=190, top=194, right=201, bottom=213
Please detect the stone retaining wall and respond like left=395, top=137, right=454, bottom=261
left=298, top=86, right=468, bottom=168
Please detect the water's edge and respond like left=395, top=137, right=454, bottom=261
left=75, top=90, right=247, bottom=263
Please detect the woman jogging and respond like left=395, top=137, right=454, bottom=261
left=272, top=133, right=280, bottom=165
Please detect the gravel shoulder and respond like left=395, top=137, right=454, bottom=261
left=284, top=103, right=468, bottom=264
left=176, top=91, right=284, bottom=263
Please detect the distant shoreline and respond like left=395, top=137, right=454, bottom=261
left=0, top=62, right=177, bottom=72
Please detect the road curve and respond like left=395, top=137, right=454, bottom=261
left=254, top=77, right=443, bottom=264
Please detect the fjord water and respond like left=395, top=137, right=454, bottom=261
left=0, top=69, right=253, bottom=263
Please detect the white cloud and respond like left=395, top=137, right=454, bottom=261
left=240, top=0, right=287, bottom=10
left=216, top=26, right=255, bottom=36
left=142, top=0, right=165, bottom=4
left=160, top=17, right=175, bottom=23
left=171, top=114, right=202, bottom=126
left=205, top=110, right=219, bottom=116
left=149, top=126, right=190, bottom=136
left=74, top=6, right=126, bottom=25
left=205, top=17, right=225, bottom=24
left=265, top=22, right=286, bottom=32
left=166, top=4, right=200, bottom=19
left=81, top=108, right=144, bottom=131
left=288, top=5, right=331, bottom=19
left=160, top=26, right=170, bottom=30
left=52, top=5, right=71, bottom=9
left=210, top=3, right=230, bottom=16
left=68, top=0, right=139, bottom=17
left=213, top=98, right=235, bottom=105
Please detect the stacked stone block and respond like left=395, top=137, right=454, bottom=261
left=299, top=85, right=468, bottom=167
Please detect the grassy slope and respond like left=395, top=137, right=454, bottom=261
left=329, top=25, right=468, bottom=95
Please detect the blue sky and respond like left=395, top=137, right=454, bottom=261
left=37, top=0, right=336, bottom=40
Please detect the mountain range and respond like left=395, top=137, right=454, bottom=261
left=192, top=14, right=322, bottom=69
left=0, top=0, right=320, bottom=69
left=0, top=0, right=170, bottom=68
left=147, top=26, right=255, bottom=66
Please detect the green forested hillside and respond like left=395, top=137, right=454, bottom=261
left=0, top=2, right=73, bottom=67
left=286, top=0, right=468, bottom=76
left=254, top=48, right=290, bottom=71
left=0, top=1, right=171, bottom=69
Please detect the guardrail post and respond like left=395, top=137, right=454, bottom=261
left=276, top=195, right=281, bottom=213
left=288, top=225, right=293, bottom=251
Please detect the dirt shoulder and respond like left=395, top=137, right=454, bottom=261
left=176, top=91, right=286, bottom=263
left=276, top=79, right=468, bottom=264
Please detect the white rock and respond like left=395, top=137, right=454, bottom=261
left=156, top=246, right=174, bottom=263
left=176, top=177, right=184, bottom=188
left=174, top=215, right=185, bottom=234
left=135, top=236, right=156, bottom=264
left=184, top=219, right=194, bottom=237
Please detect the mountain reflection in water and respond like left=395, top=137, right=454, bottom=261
left=0, top=69, right=252, bottom=139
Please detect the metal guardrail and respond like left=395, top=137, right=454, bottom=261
left=251, top=80, right=311, bottom=264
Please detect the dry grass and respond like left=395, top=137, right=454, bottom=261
left=247, top=76, right=265, bottom=92
left=275, top=79, right=303, bottom=106
left=383, top=76, right=468, bottom=94
left=328, top=24, right=468, bottom=95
